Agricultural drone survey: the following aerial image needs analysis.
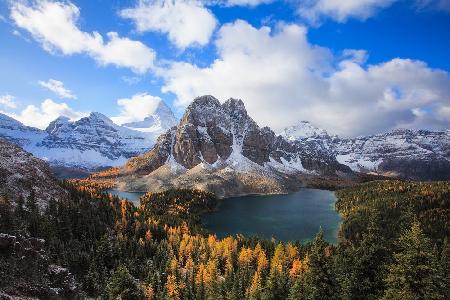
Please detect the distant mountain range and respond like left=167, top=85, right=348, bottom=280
left=1, top=95, right=448, bottom=189
left=97, top=95, right=448, bottom=197
left=0, top=101, right=177, bottom=171
left=281, top=121, right=450, bottom=181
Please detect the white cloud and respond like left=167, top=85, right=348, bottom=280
left=416, top=0, right=450, bottom=12
left=0, top=95, right=17, bottom=109
left=121, top=76, right=142, bottom=85
left=298, top=0, right=397, bottom=23
left=7, top=99, right=86, bottom=129
left=38, top=79, right=76, bottom=99
left=158, top=20, right=450, bottom=137
left=203, top=0, right=273, bottom=6
left=111, top=93, right=162, bottom=125
left=224, top=0, right=273, bottom=6
left=297, top=0, right=450, bottom=23
left=11, top=0, right=155, bottom=73
left=120, top=0, right=217, bottom=49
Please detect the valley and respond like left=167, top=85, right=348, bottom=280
left=1, top=0, right=449, bottom=298
left=0, top=95, right=449, bottom=299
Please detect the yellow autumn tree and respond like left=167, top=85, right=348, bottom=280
left=247, top=271, right=263, bottom=300
left=166, top=274, right=180, bottom=300
left=271, top=243, right=287, bottom=273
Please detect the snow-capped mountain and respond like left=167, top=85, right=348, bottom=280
left=282, top=122, right=450, bottom=180
left=0, top=103, right=177, bottom=170
left=281, top=121, right=330, bottom=141
left=109, top=96, right=351, bottom=197
left=123, top=100, right=177, bottom=133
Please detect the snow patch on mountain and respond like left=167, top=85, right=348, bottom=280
left=283, top=121, right=450, bottom=179
left=0, top=102, right=178, bottom=170
left=123, top=100, right=177, bottom=133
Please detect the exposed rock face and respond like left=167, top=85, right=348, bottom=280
left=282, top=123, right=450, bottom=180
left=126, top=96, right=349, bottom=175
left=126, top=129, right=175, bottom=175
left=118, top=96, right=352, bottom=197
left=0, top=139, right=67, bottom=209
left=0, top=233, right=79, bottom=299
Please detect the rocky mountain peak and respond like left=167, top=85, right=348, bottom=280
left=123, top=100, right=177, bottom=132
left=45, top=116, right=70, bottom=134
left=125, top=95, right=349, bottom=179
left=0, top=113, right=22, bottom=127
left=154, top=99, right=173, bottom=115
left=281, top=121, right=329, bottom=141
left=85, top=112, right=114, bottom=126
left=181, top=95, right=223, bottom=125
left=223, top=98, right=245, bottom=113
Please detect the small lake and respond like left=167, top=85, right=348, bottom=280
left=202, top=189, right=341, bottom=243
left=107, top=188, right=341, bottom=243
left=107, top=189, right=145, bottom=204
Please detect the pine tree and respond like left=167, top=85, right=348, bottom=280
left=302, top=228, right=339, bottom=300
left=106, top=265, right=145, bottom=300
left=264, top=243, right=289, bottom=300
left=25, top=189, right=40, bottom=236
left=382, top=221, right=444, bottom=300
left=0, top=194, right=14, bottom=232
left=336, top=212, right=388, bottom=300
left=287, top=276, right=305, bottom=300
left=440, top=238, right=450, bottom=299
left=14, top=195, right=26, bottom=226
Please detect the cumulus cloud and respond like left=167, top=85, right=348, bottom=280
left=120, top=0, right=217, bottom=49
left=10, top=0, right=155, bottom=73
left=38, top=79, right=76, bottom=99
left=158, top=20, right=450, bottom=137
left=111, top=93, right=163, bottom=125
left=7, top=99, right=86, bottom=129
left=0, top=95, right=17, bottom=109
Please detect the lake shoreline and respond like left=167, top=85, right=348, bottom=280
left=202, top=188, right=341, bottom=244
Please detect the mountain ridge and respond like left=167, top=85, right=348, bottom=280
left=1, top=95, right=448, bottom=182
left=105, top=96, right=353, bottom=197
left=0, top=102, right=177, bottom=171
left=281, top=121, right=450, bottom=180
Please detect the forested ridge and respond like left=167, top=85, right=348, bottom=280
left=0, top=180, right=449, bottom=299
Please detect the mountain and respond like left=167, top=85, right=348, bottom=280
left=0, top=103, right=176, bottom=171
left=281, top=121, right=331, bottom=141
left=123, top=100, right=177, bottom=132
left=0, top=138, right=67, bottom=209
left=106, top=96, right=352, bottom=197
left=282, top=123, right=450, bottom=180
left=37, top=112, right=156, bottom=169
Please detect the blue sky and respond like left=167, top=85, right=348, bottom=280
left=0, top=0, right=449, bottom=136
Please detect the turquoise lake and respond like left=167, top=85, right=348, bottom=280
left=202, top=189, right=341, bottom=243
left=107, top=189, right=145, bottom=204
left=107, top=188, right=341, bottom=243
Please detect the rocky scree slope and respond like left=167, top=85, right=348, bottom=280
left=109, top=96, right=351, bottom=197
left=281, top=122, right=450, bottom=180
left=0, top=233, right=79, bottom=299
left=0, top=139, right=67, bottom=209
